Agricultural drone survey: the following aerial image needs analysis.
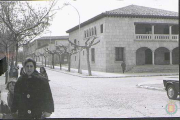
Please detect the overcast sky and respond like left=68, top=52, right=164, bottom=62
left=39, top=0, right=178, bottom=37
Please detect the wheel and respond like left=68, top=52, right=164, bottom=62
left=167, top=85, right=178, bottom=99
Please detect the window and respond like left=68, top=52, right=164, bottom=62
left=64, top=56, right=67, bottom=62
left=91, top=48, right=95, bottom=62
left=92, top=28, right=94, bottom=35
left=84, top=31, right=86, bottom=38
left=115, top=47, right=124, bottom=61
left=94, top=26, right=97, bottom=35
left=100, top=24, right=103, bottom=33
left=38, top=42, right=41, bottom=47
left=89, top=28, right=91, bottom=36
left=135, top=24, right=151, bottom=34
left=87, top=30, right=89, bottom=37
left=164, top=52, right=170, bottom=60
left=172, top=25, right=179, bottom=34
left=75, top=56, right=76, bottom=61
left=74, top=39, right=77, bottom=50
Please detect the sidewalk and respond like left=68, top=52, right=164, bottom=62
left=45, top=65, right=179, bottom=78
left=136, top=80, right=165, bottom=91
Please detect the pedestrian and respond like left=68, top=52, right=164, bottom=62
left=20, top=67, right=25, bottom=76
left=0, top=91, right=11, bottom=119
left=6, top=79, right=16, bottom=110
left=11, top=58, right=54, bottom=119
left=9, top=65, right=18, bottom=79
left=12, top=67, right=18, bottom=79
left=40, top=67, right=48, bottom=80
left=121, top=61, right=126, bottom=73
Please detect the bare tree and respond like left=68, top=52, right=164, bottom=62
left=68, top=36, right=100, bottom=76
left=45, top=48, right=56, bottom=69
left=56, top=44, right=78, bottom=72
left=40, top=52, right=48, bottom=67
left=0, top=1, right=57, bottom=66
left=55, top=46, right=64, bottom=70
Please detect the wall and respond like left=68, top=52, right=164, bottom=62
left=69, top=16, right=178, bottom=73
left=104, top=17, right=178, bottom=72
left=69, top=18, right=107, bottom=72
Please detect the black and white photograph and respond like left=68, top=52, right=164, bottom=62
left=0, top=0, right=179, bottom=119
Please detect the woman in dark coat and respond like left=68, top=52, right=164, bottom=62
left=40, top=67, right=48, bottom=80
left=11, top=58, right=54, bottom=119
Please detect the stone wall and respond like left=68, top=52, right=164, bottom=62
left=69, top=16, right=178, bottom=73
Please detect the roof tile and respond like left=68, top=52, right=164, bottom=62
left=106, top=5, right=178, bottom=17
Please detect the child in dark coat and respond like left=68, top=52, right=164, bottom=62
left=0, top=91, right=11, bottom=119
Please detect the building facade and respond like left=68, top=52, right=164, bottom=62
left=66, top=5, right=179, bottom=73
left=23, top=36, right=69, bottom=66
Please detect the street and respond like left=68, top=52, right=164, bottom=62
left=43, top=68, right=180, bottom=118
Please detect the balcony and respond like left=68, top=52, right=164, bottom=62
left=135, top=34, right=178, bottom=41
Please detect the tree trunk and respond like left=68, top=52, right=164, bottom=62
left=42, top=56, right=43, bottom=65
left=5, top=45, right=8, bottom=84
left=86, top=48, right=92, bottom=76
left=59, top=54, right=62, bottom=70
left=15, top=43, right=18, bottom=67
left=78, top=51, right=82, bottom=74
left=52, top=54, right=54, bottom=69
left=44, top=56, right=46, bottom=67
left=68, top=53, right=71, bottom=72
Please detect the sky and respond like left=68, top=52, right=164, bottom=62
left=39, top=0, right=178, bottom=37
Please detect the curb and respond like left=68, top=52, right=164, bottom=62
left=45, top=67, right=179, bottom=78
left=136, top=84, right=165, bottom=91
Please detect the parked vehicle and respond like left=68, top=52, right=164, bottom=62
left=163, top=77, right=179, bottom=100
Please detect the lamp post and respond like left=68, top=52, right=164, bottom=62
left=64, top=2, right=82, bottom=74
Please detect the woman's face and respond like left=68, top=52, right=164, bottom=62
left=9, top=82, right=15, bottom=93
left=24, top=62, right=35, bottom=76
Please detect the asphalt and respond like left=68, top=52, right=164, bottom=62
left=0, top=67, right=179, bottom=102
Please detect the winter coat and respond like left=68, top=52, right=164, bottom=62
left=0, top=100, right=12, bottom=119
left=40, top=72, right=48, bottom=80
left=7, top=92, right=14, bottom=110
left=11, top=72, right=54, bottom=119
left=0, top=100, right=10, bottom=114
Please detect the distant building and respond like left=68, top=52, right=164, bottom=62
left=66, top=5, right=179, bottom=73
left=23, top=36, right=69, bottom=65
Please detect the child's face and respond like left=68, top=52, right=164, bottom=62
left=8, top=82, right=15, bottom=93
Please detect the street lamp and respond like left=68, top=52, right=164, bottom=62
left=63, top=2, right=82, bottom=74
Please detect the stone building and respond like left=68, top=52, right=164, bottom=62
left=66, top=5, right=179, bottom=73
left=23, top=36, right=69, bottom=66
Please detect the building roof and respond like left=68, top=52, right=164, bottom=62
left=66, top=5, right=178, bottom=33
left=36, top=36, right=69, bottom=41
left=106, top=5, right=178, bottom=17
